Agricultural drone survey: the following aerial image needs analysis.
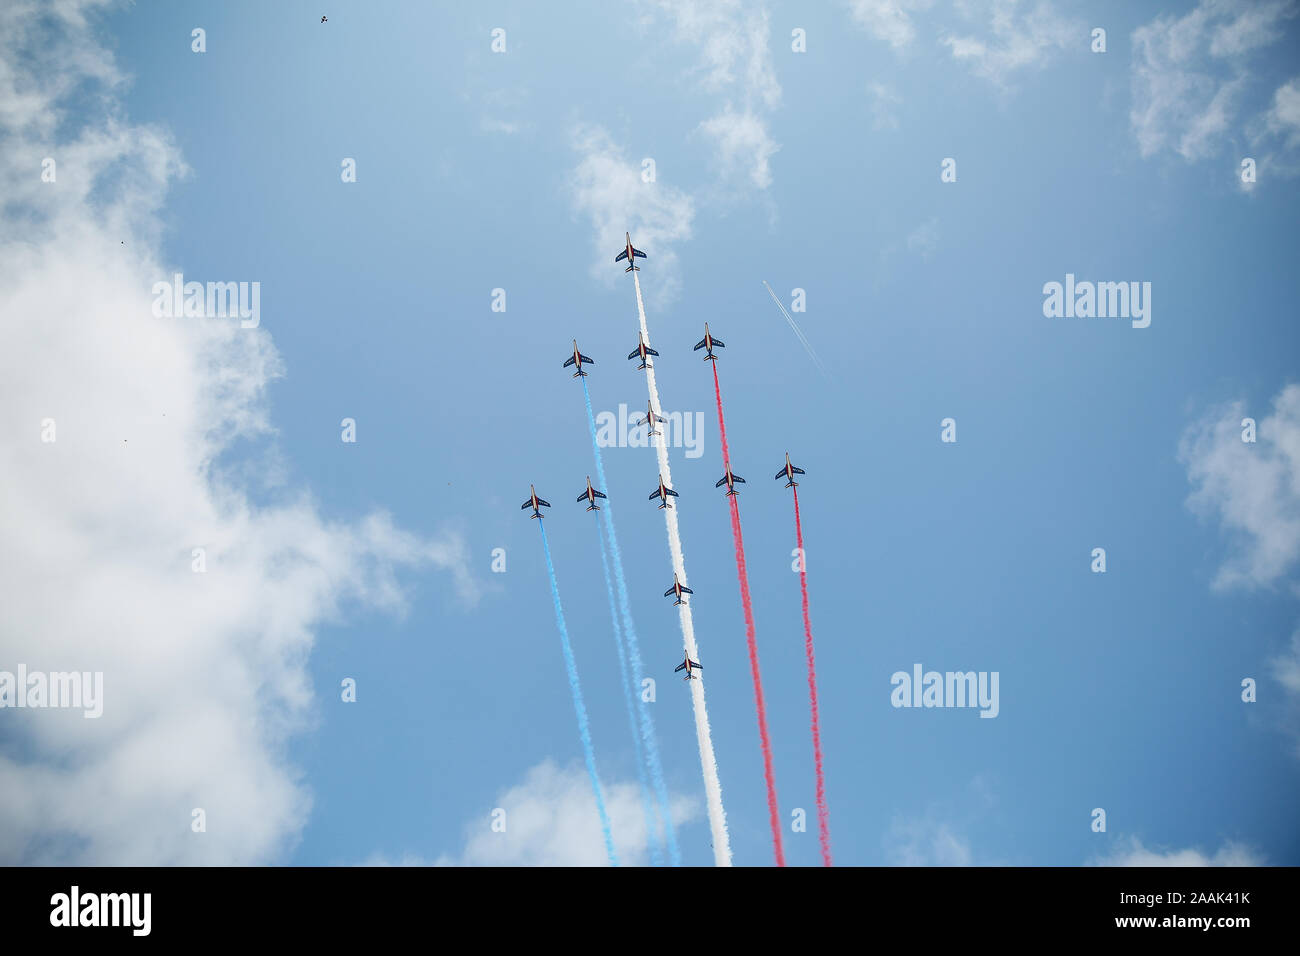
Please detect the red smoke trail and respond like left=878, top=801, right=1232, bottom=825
left=712, top=362, right=786, bottom=867
left=792, top=485, right=832, bottom=866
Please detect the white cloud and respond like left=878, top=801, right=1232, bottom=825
left=906, top=217, right=940, bottom=258
left=885, top=816, right=974, bottom=865
left=646, top=1, right=782, bottom=191
left=846, top=0, right=934, bottom=50
left=698, top=107, right=779, bottom=189
left=569, top=124, right=696, bottom=299
left=940, top=0, right=1079, bottom=87
left=1130, top=0, right=1297, bottom=161
left=1270, top=626, right=1300, bottom=756
left=1265, top=77, right=1300, bottom=149
left=433, top=760, right=700, bottom=866
left=867, top=81, right=902, bottom=129
left=0, top=2, right=478, bottom=864
left=1092, top=837, right=1263, bottom=866
left=1179, top=385, right=1300, bottom=593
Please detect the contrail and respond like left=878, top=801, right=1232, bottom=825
left=593, top=512, right=664, bottom=866
left=581, top=377, right=681, bottom=866
left=792, top=485, right=832, bottom=866
left=711, top=360, right=786, bottom=867
left=763, top=280, right=832, bottom=383
left=631, top=270, right=733, bottom=867
left=537, top=520, right=618, bottom=866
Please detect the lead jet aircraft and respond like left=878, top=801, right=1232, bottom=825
left=693, top=322, right=725, bottom=361
left=627, top=332, right=659, bottom=370
left=562, top=339, right=594, bottom=378
left=648, top=473, right=679, bottom=510
left=774, top=452, right=805, bottom=489
left=664, top=573, right=693, bottom=606
left=614, top=232, right=647, bottom=273
left=637, top=401, right=666, bottom=437
left=675, top=653, right=703, bottom=681
left=715, top=468, right=746, bottom=496
left=521, top=485, right=551, bottom=519
left=576, top=476, right=607, bottom=512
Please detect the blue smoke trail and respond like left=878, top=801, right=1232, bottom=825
left=595, top=511, right=665, bottom=866
left=538, top=520, right=618, bottom=866
left=582, top=377, right=681, bottom=865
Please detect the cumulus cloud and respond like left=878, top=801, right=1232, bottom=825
left=569, top=124, right=696, bottom=299
left=0, top=2, right=477, bottom=864
left=1092, top=837, right=1263, bottom=866
left=432, top=760, right=700, bottom=866
left=866, top=81, right=902, bottom=129
left=1130, top=0, right=1298, bottom=162
left=1179, top=385, right=1300, bottom=593
left=698, top=107, right=779, bottom=189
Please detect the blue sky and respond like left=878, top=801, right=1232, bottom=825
left=2, top=0, right=1299, bottom=866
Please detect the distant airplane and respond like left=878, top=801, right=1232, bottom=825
left=675, top=653, right=703, bottom=680
left=562, top=339, right=594, bottom=378
left=693, top=322, right=725, bottom=361
left=520, top=484, right=551, bottom=519
left=637, top=401, right=665, bottom=437
left=715, top=468, right=746, bottom=496
left=774, top=452, right=805, bottom=489
left=627, top=332, right=659, bottom=370
left=614, top=232, right=647, bottom=273
left=664, top=573, right=693, bottom=606
left=321, top=16, right=327, bottom=22
left=575, top=476, right=607, bottom=512
left=648, top=473, right=679, bottom=510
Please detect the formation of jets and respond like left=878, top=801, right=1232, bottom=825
left=521, top=232, right=816, bottom=682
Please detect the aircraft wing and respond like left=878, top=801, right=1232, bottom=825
left=521, top=500, right=533, bottom=510
left=633, top=248, right=646, bottom=259
left=594, top=490, right=607, bottom=499
left=732, top=475, right=745, bottom=484
left=712, top=336, right=725, bottom=348
left=576, top=491, right=589, bottom=503
left=681, top=585, right=693, bottom=594
left=715, top=476, right=728, bottom=488
left=628, top=347, right=641, bottom=360
left=665, top=488, right=678, bottom=497
left=694, top=338, right=707, bottom=351
left=649, top=488, right=663, bottom=500
left=793, top=466, right=805, bottom=475
left=664, top=585, right=676, bottom=597
left=614, top=249, right=629, bottom=262
left=537, top=498, right=551, bottom=508
left=674, top=661, right=687, bottom=672
left=562, top=355, right=576, bottom=368
left=579, top=353, right=594, bottom=365
left=645, top=346, right=659, bottom=356
left=775, top=468, right=788, bottom=480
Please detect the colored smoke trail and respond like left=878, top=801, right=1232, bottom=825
left=712, top=361, right=786, bottom=867
left=792, top=485, right=832, bottom=866
left=593, top=512, right=664, bottom=866
left=538, top=520, right=618, bottom=866
left=582, top=377, right=681, bottom=866
left=632, top=270, right=732, bottom=867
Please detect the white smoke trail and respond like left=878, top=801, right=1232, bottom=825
left=632, top=270, right=733, bottom=867
left=762, top=280, right=833, bottom=384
